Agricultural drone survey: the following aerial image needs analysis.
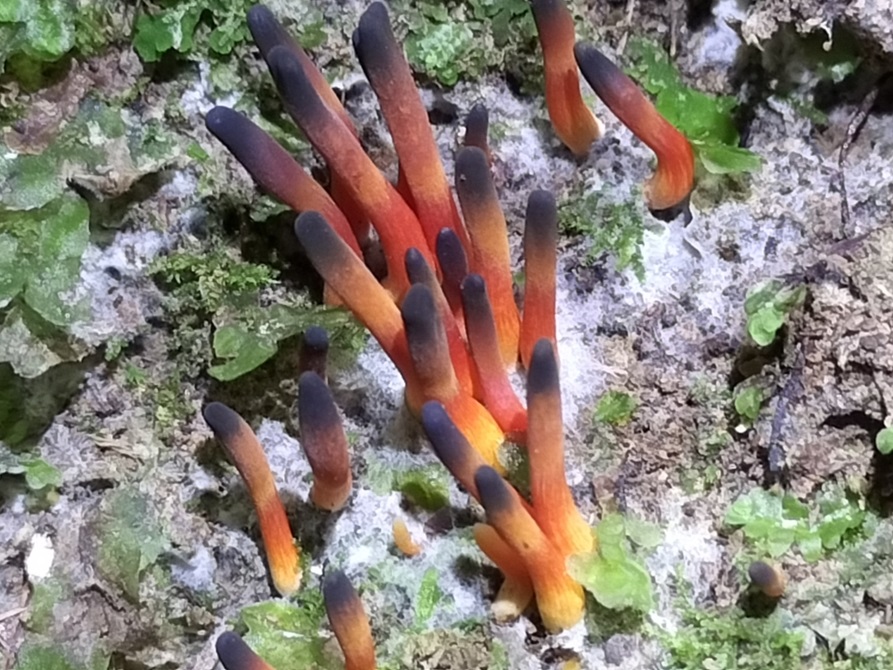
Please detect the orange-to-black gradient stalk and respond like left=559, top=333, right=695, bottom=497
left=531, top=0, right=602, bottom=156
left=403, top=288, right=504, bottom=467
left=436, top=227, right=470, bottom=331
left=216, top=631, right=276, bottom=670
left=203, top=402, right=300, bottom=596
left=464, top=103, right=491, bottom=164
left=473, top=523, right=534, bottom=622
left=421, top=401, right=489, bottom=500
left=205, top=107, right=361, bottom=256
left=297, top=371, right=352, bottom=511
left=748, top=560, right=786, bottom=598
left=323, top=570, right=377, bottom=670
left=247, top=4, right=369, bottom=241
left=352, top=2, right=468, bottom=253
left=475, top=465, right=585, bottom=632
left=574, top=42, right=695, bottom=221
left=461, top=274, right=527, bottom=440
left=269, top=46, right=433, bottom=294
left=405, top=248, right=474, bottom=395
left=520, top=189, right=558, bottom=369
left=294, top=212, right=418, bottom=395
left=298, top=325, right=329, bottom=382
left=455, top=147, right=520, bottom=367
left=526, top=340, right=593, bottom=557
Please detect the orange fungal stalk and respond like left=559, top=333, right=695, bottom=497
left=520, top=190, right=558, bottom=369
left=216, top=631, right=276, bottom=670
left=531, top=0, right=603, bottom=156
left=203, top=402, right=300, bottom=596
left=574, top=42, right=695, bottom=220
left=324, top=570, right=377, bottom=670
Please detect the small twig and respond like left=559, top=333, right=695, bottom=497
left=836, top=84, right=880, bottom=237
left=0, top=609, right=26, bottom=624
left=669, top=0, right=679, bottom=59
left=616, top=0, right=638, bottom=55
left=765, top=346, right=805, bottom=484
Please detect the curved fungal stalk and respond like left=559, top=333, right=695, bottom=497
left=475, top=466, right=585, bottom=632
left=401, top=285, right=503, bottom=467
left=461, top=274, right=528, bottom=441
left=463, top=103, right=491, bottom=164
left=246, top=4, right=369, bottom=242
left=216, top=631, right=276, bottom=670
left=455, top=147, right=520, bottom=367
left=353, top=2, right=468, bottom=253
left=531, top=0, right=603, bottom=156
left=323, top=570, right=377, bottom=670
left=268, top=46, right=433, bottom=294
left=297, top=371, right=352, bottom=511
left=293, top=212, right=417, bottom=392
left=298, top=325, right=329, bottom=382
left=204, top=107, right=361, bottom=256
left=520, top=190, right=558, bottom=369
left=574, top=42, right=695, bottom=220
left=392, top=517, right=422, bottom=557
left=473, top=523, right=534, bottom=622
left=526, top=340, right=594, bottom=557
left=203, top=402, right=300, bottom=596
left=404, top=248, right=474, bottom=395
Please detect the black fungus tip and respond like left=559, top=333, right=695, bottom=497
left=526, top=339, right=559, bottom=397
left=404, top=247, right=434, bottom=286
left=302, top=325, right=329, bottom=354
left=474, top=465, right=512, bottom=515
left=203, top=402, right=242, bottom=441
left=215, top=631, right=257, bottom=670
left=323, top=569, right=359, bottom=618
left=454, top=146, right=493, bottom=199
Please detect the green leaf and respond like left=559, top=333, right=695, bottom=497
left=395, top=468, right=450, bottom=511
left=0, top=233, right=25, bottom=307
left=96, top=487, right=168, bottom=600
left=724, top=488, right=782, bottom=527
left=594, top=390, right=637, bottom=426
left=568, top=551, right=654, bottom=612
left=797, top=530, right=823, bottom=562
left=238, top=595, right=337, bottom=670
left=0, top=447, right=62, bottom=490
left=624, top=516, right=663, bottom=550
left=734, top=386, right=763, bottom=422
left=877, top=427, right=893, bottom=455
left=209, top=324, right=279, bottom=381
left=695, top=142, right=763, bottom=175
left=13, top=641, right=78, bottom=670
left=414, top=567, right=442, bottom=627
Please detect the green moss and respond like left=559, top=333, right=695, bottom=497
left=395, top=467, right=451, bottom=511
left=26, top=578, right=69, bottom=633
left=661, top=605, right=803, bottom=669
left=594, top=390, right=638, bottom=426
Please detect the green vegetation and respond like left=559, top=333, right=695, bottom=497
left=96, top=487, right=169, bottom=600
left=724, top=485, right=873, bottom=562
left=594, top=390, right=638, bottom=426
left=625, top=38, right=762, bottom=175
left=733, top=386, right=763, bottom=425
left=414, top=568, right=443, bottom=628
left=559, top=192, right=647, bottom=280
left=568, top=513, right=659, bottom=612
left=744, top=281, right=807, bottom=347
left=237, top=594, right=338, bottom=670
left=661, top=604, right=803, bottom=669
left=396, top=0, right=541, bottom=88
left=395, top=467, right=451, bottom=511
left=0, top=446, right=61, bottom=490
left=876, top=427, right=893, bottom=455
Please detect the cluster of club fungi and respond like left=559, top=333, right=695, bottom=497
left=205, top=1, right=696, bottom=667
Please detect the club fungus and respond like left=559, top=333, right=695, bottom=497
left=215, top=631, right=276, bottom=670
left=298, top=325, right=330, bottom=382
left=531, top=0, right=603, bottom=156
left=519, top=189, right=559, bottom=369
left=574, top=42, right=695, bottom=221
left=748, top=560, right=786, bottom=598
left=324, top=570, right=377, bottom=670
left=297, top=370, right=352, bottom=511
left=463, top=102, right=491, bottom=164
left=203, top=402, right=300, bottom=596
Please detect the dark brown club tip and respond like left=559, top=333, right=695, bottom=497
left=437, top=227, right=469, bottom=307
left=748, top=560, right=786, bottom=598
left=527, top=339, right=559, bottom=398
left=475, top=465, right=513, bottom=516
left=405, top=247, right=435, bottom=287
left=267, top=45, right=324, bottom=126
left=464, top=103, right=490, bottom=160
left=203, top=401, right=242, bottom=442
left=299, top=325, right=329, bottom=380
left=247, top=4, right=291, bottom=61
left=421, top=401, right=484, bottom=500
left=351, top=2, right=394, bottom=74
left=216, top=631, right=274, bottom=670
left=525, top=190, right=558, bottom=242
left=455, top=146, right=493, bottom=201
left=323, top=569, right=359, bottom=617
left=401, top=283, right=439, bottom=348
left=294, top=211, right=342, bottom=269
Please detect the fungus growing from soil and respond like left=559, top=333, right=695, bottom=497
left=216, top=631, right=276, bottom=670
left=202, top=402, right=301, bottom=597
left=324, top=570, right=378, bottom=670
left=206, top=0, right=692, bottom=635
left=574, top=42, right=695, bottom=221
left=748, top=560, right=786, bottom=598
left=531, top=0, right=604, bottom=156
